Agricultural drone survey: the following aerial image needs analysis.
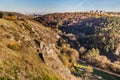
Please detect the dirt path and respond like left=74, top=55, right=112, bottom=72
left=79, top=59, right=120, bottom=78
left=92, top=66, right=120, bottom=77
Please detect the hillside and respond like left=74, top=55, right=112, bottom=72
left=35, top=12, right=120, bottom=76
left=0, top=12, right=81, bottom=80
left=0, top=12, right=120, bottom=80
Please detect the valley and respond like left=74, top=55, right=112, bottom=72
left=0, top=11, right=120, bottom=80
left=35, top=12, right=120, bottom=80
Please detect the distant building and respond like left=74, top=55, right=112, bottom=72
left=90, top=10, right=106, bottom=14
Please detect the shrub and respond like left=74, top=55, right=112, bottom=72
left=42, top=75, right=55, bottom=80
left=0, top=12, right=4, bottom=18
left=7, top=42, right=20, bottom=51
left=109, top=63, right=120, bottom=74
left=58, top=54, right=70, bottom=67
left=0, top=77, right=10, bottom=80
left=59, top=47, right=79, bottom=67
left=4, top=15, right=17, bottom=21
left=84, top=48, right=100, bottom=59
left=22, top=22, right=32, bottom=30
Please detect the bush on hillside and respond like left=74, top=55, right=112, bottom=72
left=7, top=42, right=21, bottom=51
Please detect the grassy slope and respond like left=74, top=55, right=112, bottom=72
left=0, top=19, right=75, bottom=80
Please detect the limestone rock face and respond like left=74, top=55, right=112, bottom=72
left=38, top=41, right=80, bottom=80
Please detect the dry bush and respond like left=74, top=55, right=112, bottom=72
left=7, top=41, right=21, bottom=51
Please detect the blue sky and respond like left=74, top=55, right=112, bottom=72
left=0, top=0, right=120, bottom=14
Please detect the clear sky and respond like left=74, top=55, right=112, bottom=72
left=0, top=0, right=120, bottom=14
